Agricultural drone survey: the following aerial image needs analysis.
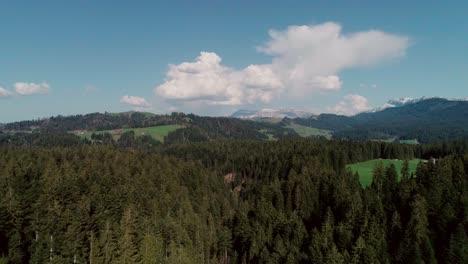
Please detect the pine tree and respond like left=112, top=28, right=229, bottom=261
left=401, top=160, right=410, bottom=180
left=117, top=206, right=140, bottom=264
left=448, top=224, right=468, bottom=264
left=89, top=232, right=101, bottom=264
left=30, top=236, right=49, bottom=264
left=349, top=236, right=366, bottom=264
left=398, top=195, right=436, bottom=264
left=218, top=226, right=232, bottom=264
left=99, top=221, right=117, bottom=264
left=324, top=244, right=345, bottom=264
left=7, top=230, right=24, bottom=264
left=371, top=161, right=385, bottom=195
left=48, top=255, right=66, bottom=264
left=385, top=164, right=398, bottom=188
left=140, top=231, right=165, bottom=264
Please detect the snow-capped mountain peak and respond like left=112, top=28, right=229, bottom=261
left=387, top=97, right=418, bottom=106
left=367, top=96, right=468, bottom=113
left=231, top=108, right=315, bottom=119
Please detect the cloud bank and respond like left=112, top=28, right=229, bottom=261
left=15, top=82, right=50, bottom=95
left=120, top=95, right=150, bottom=107
left=0, top=87, right=12, bottom=98
left=155, top=22, right=409, bottom=106
left=332, top=94, right=371, bottom=115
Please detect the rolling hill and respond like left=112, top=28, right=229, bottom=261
left=290, top=97, right=468, bottom=143
left=77, top=125, right=183, bottom=142
left=0, top=111, right=300, bottom=144
left=2, top=97, right=468, bottom=145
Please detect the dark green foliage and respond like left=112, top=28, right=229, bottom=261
left=1, top=112, right=300, bottom=145
left=0, top=138, right=466, bottom=263
left=448, top=224, right=468, bottom=264
left=295, top=98, right=468, bottom=143
left=0, top=131, right=85, bottom=147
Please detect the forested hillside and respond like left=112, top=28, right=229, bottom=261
left=1, top=112, right=298, bottom=144
left=4, top=98, right=468, bottom=145
left=0, top=139, right=467, bottom=263
left=291, top=98, right=468, bottom=143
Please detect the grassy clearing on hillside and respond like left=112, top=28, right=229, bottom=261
left=398, top=139, right=419, bottom=144
left=347, top=159, right=422, bottom=187
left=372, top=138, right=419, bottom=145
left=259, top=130, right=276, bottom=141
left=286, top=124, right=332, bottom=139
left=78, top=125, right=183, bottom=142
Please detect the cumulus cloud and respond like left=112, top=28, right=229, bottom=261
left=156, top=52, right=282, bottom=106
left=332, top=94, right=371, bottom=115
left=0, top=87, right=13, bottom=98
left=14, top=82, right=50, bottom=95
left=155, top=22, right=409, bottom=106
left=120, top=95, right=150, bottom=107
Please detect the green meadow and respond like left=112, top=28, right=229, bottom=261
left=286, top=124, right=332, bottom=139
left=347, top=159, right=423, bottom=187
left=78, top=125, right=183, bottom=142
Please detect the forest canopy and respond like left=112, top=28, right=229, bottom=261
left=0, top=138, right=466, bottom=263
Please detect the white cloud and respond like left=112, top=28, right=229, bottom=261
left=258, top=22, right=408, bottom=95
left=332, top=94, right=371, bottom=115
left=155, top=22, right=409, bottom=106
left=0, top=87, right=12, bottom=98
left=14, top=82, right=50, bottom=95
left=120, top=95, right=150, bottom=107
left=155, top=52, right=282, bottom=106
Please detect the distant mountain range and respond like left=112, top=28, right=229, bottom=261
left=2, top=97, right=468, bottom=145
left=291, top=97, right=468, bottom=143
left=231, top=97, right=468, bottom=118
left=365, top=96, right=468, bottom=113
left=231, top=108, right=314, bottom=119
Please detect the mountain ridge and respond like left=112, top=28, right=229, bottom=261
left=2, top=96, right=468, bottom=144
left=231, top=108, right=315, bottom=119
left=292, top=97, right=468, bottom=143
left=365, top=96, right=468, bottom=113
left=230, top=97, right=468, bottom=119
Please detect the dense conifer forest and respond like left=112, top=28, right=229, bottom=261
left=0, top=137, right=467, bottom=263
left=3, top=1, right=467, bottom=263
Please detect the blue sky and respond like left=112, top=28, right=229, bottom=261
left=0, top=0, right=467, bottom=122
